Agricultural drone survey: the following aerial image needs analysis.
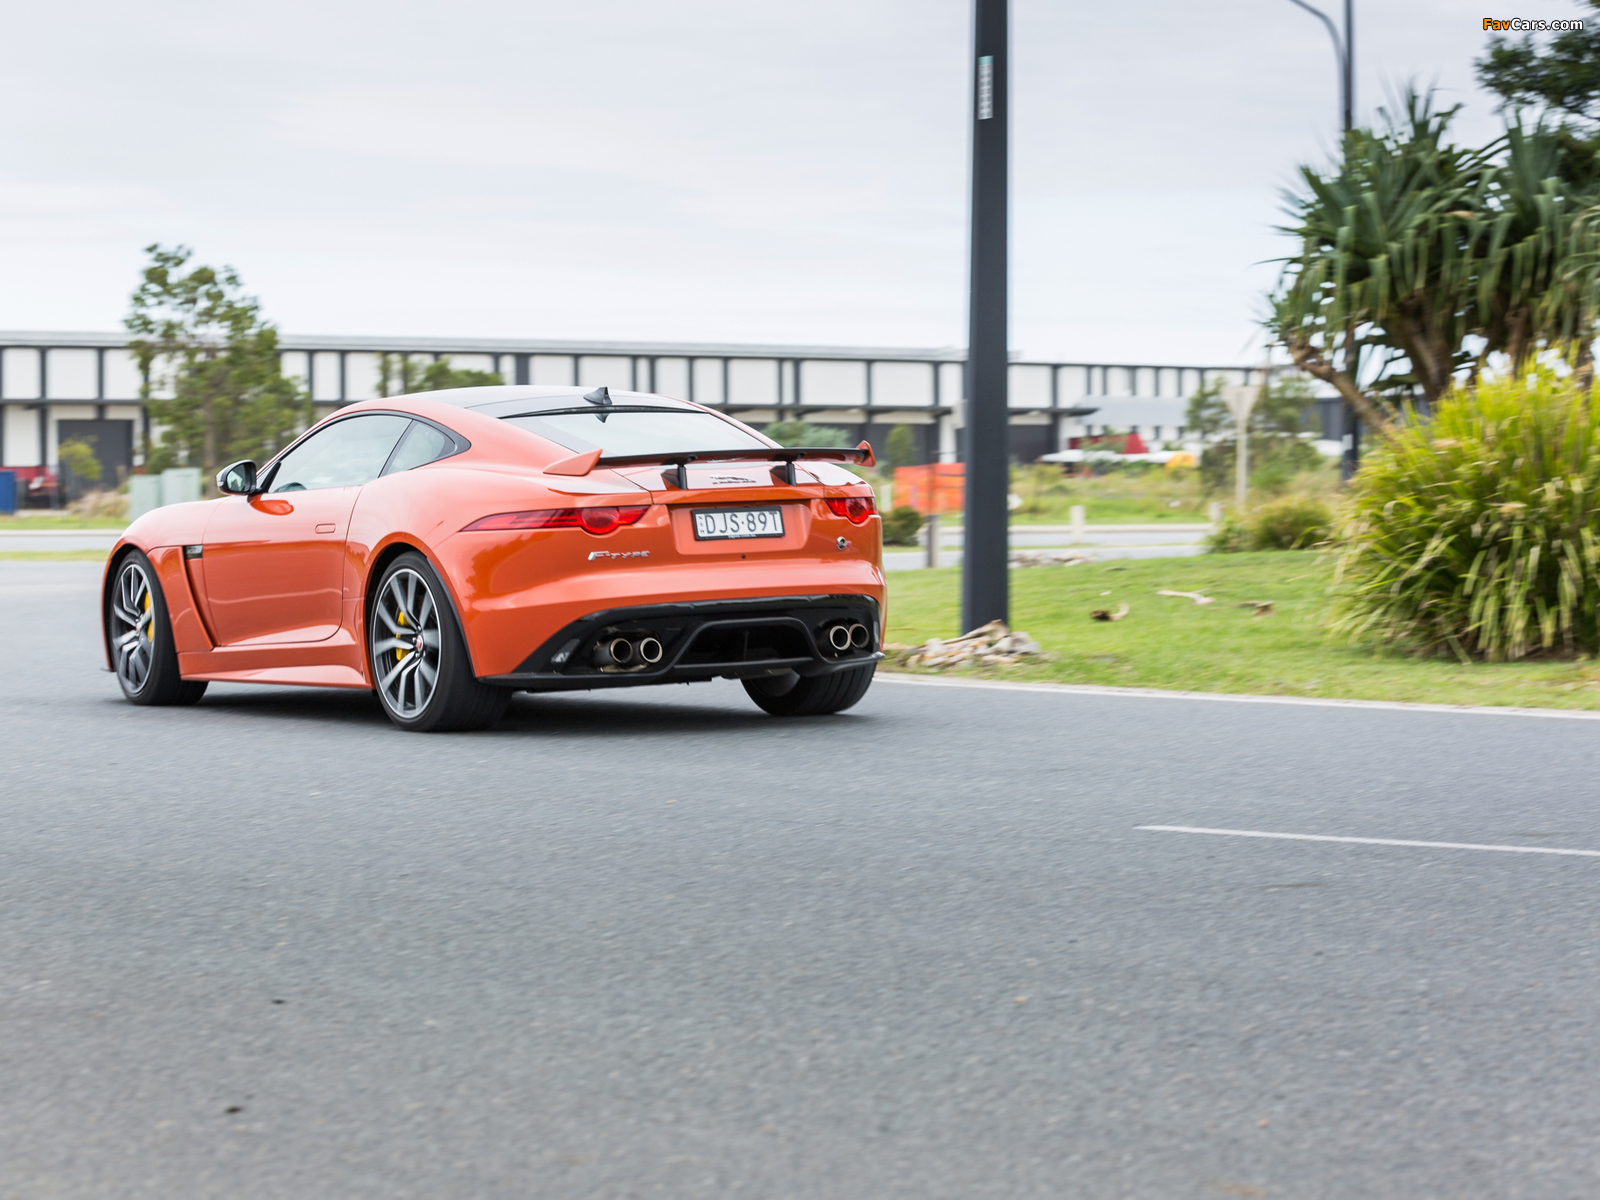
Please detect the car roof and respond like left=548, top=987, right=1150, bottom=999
left=404, top=385, right=702, bottom=418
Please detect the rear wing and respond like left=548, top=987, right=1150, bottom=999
left=545, top=441, right=876, bottom=483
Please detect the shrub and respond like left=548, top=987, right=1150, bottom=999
left=1207, top=497, right=1333, bottom=552
left=1331, top=371, right=1600, bottom=660
left=882, top=505, right=924, bottom=545
left=1249, top=496, right=1333, bottom=549
left=1205, top=511, right=1253, bottom=553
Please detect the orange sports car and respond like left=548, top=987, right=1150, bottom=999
left=103, top=386, right=885, bottom=730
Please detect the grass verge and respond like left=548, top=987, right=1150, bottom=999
left=0, top=550, right=110, bottom=562
left=0, top=516, right=126, bottom=530
left=883, top=551, right=1600, bottom=710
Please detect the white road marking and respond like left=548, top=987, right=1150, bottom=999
left=873, top=672, right=1600, bottom=721
left=1137, top=825, right=1600, bottom=858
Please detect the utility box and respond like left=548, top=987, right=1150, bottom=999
left=0, top=470, right=15, bottom=515
left=128, top=475, right=163, bottom=521
left=160, top=468, right=202, bottom=507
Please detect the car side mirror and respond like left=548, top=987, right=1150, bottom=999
left=216, top=460, right=260, bottom=495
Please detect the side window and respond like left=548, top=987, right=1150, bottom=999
left=381, top=421, right=458, bottom=476
left=269, top=414, right=410, bottom=492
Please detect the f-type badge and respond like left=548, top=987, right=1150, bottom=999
left=588, top=550, right=651, bottom=562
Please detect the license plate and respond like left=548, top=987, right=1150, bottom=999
left=693, top=507, right=785, bottom=540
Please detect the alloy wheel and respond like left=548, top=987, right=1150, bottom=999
left=372, top=567, right=441, bottom=719
left=110, top=560, right=155, bottom=695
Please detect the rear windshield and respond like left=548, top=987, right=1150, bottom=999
left=502, top=407, right=772, bottom=458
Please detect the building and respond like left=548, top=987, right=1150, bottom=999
left=0, top=330, right=1279, bottom=489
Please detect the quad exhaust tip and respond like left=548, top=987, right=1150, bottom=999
left=825, top=622, right=871, bottom=652
left=593, top=634, right=664, bottom=669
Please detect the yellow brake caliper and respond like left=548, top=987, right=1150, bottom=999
left=143, top=590, right=152, bottom=640
left=396, top=608, right=408, bottom=661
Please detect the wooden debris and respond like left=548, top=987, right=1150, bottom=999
left=894, top=621, right=1045, bottom=670
left=1090, top=603, right=1130, bottom=622
left=1009, top=549, right=1093, bottom=568
left=1157, top=589, right=1214, bottom=606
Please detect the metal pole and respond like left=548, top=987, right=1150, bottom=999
left=962, top=0, right=1010, bottom=632
left=1343, top=0, right=1354, bottom=132
left=1282, top=0, right=1348, bottom=135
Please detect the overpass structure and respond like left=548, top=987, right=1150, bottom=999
left=0, top=331, right=1275, bottom=484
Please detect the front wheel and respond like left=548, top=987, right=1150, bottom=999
left=369, top=552, right=510, bottom=732
left=742, top=663, right=875, bottom=717
left=107, top=551, right=208, bottom=707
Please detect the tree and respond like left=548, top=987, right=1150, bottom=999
left=377, top=355, right=503, bottom=396
left=126, top=245, right=311, bottom=485
left=1184, top=379, right=1231, bottom=439
left=57, top=437, right=102, bottom=500
left=1478, top=4, right=1600, bottom=125
left=1187, top=375, right=1323, bottom=496
left=884, top=424, right=920, bottom=470
left=761, top=420, right=850, bottom=448
left=1270, top=92, right=1600, bottom=432
left=1255, top=376, right=1318, bottom=436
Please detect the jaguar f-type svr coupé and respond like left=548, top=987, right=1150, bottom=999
left=102, top=385, right=886, bottom=730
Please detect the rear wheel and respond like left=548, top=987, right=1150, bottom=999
left=108, top=551, right=208, bottom=707
left=742, top=663, right=875, bottom=717
left=369, top=552, right=510, bottom=732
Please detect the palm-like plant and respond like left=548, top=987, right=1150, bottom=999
left=1271, top=93, right=1600, bottom=433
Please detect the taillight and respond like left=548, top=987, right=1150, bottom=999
left=825, top=496, right=876, bottom=525
left=463, top=505, right=649, bottom=534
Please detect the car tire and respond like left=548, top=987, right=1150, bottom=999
left=742, top=662, right=875, bottom=717
left=369, top=551, right=510, bottom=732
left=107, top=550, right=208, bottom=707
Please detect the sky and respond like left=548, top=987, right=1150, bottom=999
left=0, top=0, right=1586, bottom=364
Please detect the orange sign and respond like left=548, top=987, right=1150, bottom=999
left=893, top=464, right=965, bottom=515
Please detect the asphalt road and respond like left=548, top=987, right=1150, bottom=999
left=6, top=560, right=1600, bottom=1198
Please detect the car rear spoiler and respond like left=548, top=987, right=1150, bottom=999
left=545, top=442, right=876, bottom=483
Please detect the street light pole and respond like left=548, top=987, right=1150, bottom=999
left=1283, top=0, right=1352, bottom=134
left=962, top=0, right=1010, bottom=632
left=1284, top=0, right=1357, bottom=473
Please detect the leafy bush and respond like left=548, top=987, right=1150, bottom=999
left=1207, top=497, right=1332, bottom=552
left=1249, top=496, right=1333, bottom=549
left=1331, top=372, right=1600, bottom=660
left=1205, top=511, right=1254, bottom=553
left=882, top=505, right=924, bottom=545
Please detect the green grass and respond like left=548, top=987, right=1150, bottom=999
left=0, top=550, right=110, bottom=561
left=0, top=515, right=126, bottom=530
left=884, top=551, right=1600, bottom=710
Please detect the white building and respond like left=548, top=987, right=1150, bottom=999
left=0, top=331, right=1268, bottom=487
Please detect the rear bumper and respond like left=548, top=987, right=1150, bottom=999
left=480, top=594, right=882, bottom=692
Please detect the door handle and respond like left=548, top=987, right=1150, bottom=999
left=315, top=523, right=337, bottom=534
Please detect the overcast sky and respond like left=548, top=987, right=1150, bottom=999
left=0, top=0, right=1584, bottom=363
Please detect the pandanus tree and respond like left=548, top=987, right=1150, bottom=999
left=1270, top=92, right=1600, bottom=434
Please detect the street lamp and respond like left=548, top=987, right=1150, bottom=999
left=962, top=0, right=1010, bottom=632
left=1283, top=0, right=1353, bottom=134
left=1283, top=0, right=1357, bottom=475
